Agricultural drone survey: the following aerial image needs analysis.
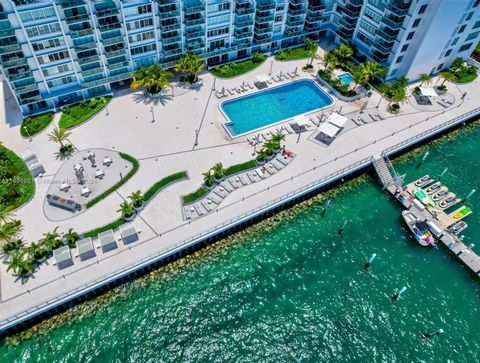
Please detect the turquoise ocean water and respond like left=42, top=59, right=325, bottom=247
left=1, top=123, right=480, bottom=362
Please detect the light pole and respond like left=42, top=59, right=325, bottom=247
left=105, top=103, right=109, bottom=116
left=269, top=60, right=274, bottom=76
left=150, top=106, right=155, bottom=123
left=194, top=129, right=199, bottom=147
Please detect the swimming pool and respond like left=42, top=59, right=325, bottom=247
left=338, top=73, right=353, bottom=85
left=221, top=79, right=334, bottom=137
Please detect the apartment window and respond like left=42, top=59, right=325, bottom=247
left=207, top=27, right=229, bottom=37
left=207, top=14, right=229, bottom=26
left=126, top=18, right=153, bottom=31
left=451, top=37, right=459, bottom=46
left=466, top=31, right=480, bottom=41
left=401, top=44, right=409, bottom=52
left=138, top=5, right=152, bottom=14
left=274, top=15, right=283, bottom=22
left=47, top=75, right=75, bottom=88
left=395, top=56, right=403, bottom=64
left=458, top=25, right=466, bottom=33
left=444, top=49, right=452, bottom=57
left=474, top=0, right=480, bottom=7
left=459, top=42, right=473, bottom=52
left=406, top=31, right=414, bottom=40
left=209, top=39, right=225, bottom=51
left=412, top=19, right=421, bottom=28
left=130, top=43, right=156, bottom=56
left=128, top=31, right=155, bottom=43
left=37, top=51, right=69, bottom=65
left=42, top=63, right=72, bottom=77
left=19, top=8, right=56, bottom=22
left=276, top=5, right=285, bottom=11
left=465, top=12, right=474, bottom=21
left=418, top=4, right=427, bottom=14
left=273, top=25, right=281, bottom=33
left=437, top=63, right=444, bottom=70
left=207, top=2, right=229, bottom=12
left=474, top=21, right=480, bottom=29
left=32, top=38, right=64, bottom=51
left=25, top=23, right=61, bottom=37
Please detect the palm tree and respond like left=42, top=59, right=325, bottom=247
left=26, top=241, right=49, bottom=263
left=63, top=228, right=80, bottom=248
left=7, top=251, right=35, bottom=277
left=333, top=44, right=353, bottom=64
left=359, top=61, right=387, bottom=84
left=0, top=219, right=22, bottom=245
left=418, top=73, right=432, bottom=86
left=351, top=65, right=366, bottom=89
left=174, top=52, right=205, bottom=83
left=131, top=64, right=173, bottom=95
left=439, top=70, right=456, bottom=86
left=128, top=190, right=144, bottom=208
left=319, top=52, right=338, bottom=70
left=117, top=201, right=134, bottom=219
left=304, top=38, right=319, bottom=65
left=48, top=127, right=71, bottom=149
left=202, top=171, right=215, bottom=187
left=270, top=133, right=285, bottom=149
left=211, top=162, right=224, bottom=180
left=1, top=238, right=24, bottom=256
left=40, top=227, right=63, bottom=251
left=264, top=140, right=279, bottom=155
left=0, top=210, right=14, bottom=224
left=256, top=148, right=269, bottom=163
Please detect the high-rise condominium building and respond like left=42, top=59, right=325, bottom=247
left=0, top=0, right=478, bottom=116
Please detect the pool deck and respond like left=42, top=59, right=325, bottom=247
left=1, top=52, right=480, bottom=333
left=373, top=157, right=480, bottom=277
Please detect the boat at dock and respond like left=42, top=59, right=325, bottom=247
left=450, top=205, right=472, bottom=220
left=414, top=188, right=435, bottom=207
left=426, top=182, right=441, bottom=195
left=432, top=187, right=449, bottom=201
left=448, top=221, right=468, bottom=235
left=414, top=175, right=433, bottom=188
left=438, top=194, right=459, bottom=209
left=401, top=210, right=435, bottom=247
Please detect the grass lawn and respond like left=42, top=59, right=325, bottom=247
left=275, top=46, right=312, bottom=61
left=59, top=96, right=112, bottom=129
left=85, top=152, right=139, bottom=209
left=224, top=160, right=256, bottom=177
left=0, top=145, right=35, bottom=211
left=182, top=187, right=208, bottom=204
left=210, top=58, right=266, bottom=78
left=144, top=171, right=188, bottom=202
left=20, top=112, right=54, bottom=137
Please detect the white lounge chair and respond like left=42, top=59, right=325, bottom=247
left=81, top=187, right=91, bottom=197
left=95, top=169, right=105, bottom=179
left=103, top=157, right=113, bottom=166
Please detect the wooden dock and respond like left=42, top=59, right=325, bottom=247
left=372, top=155, right=480, bottom=277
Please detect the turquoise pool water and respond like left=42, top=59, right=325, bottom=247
left=222, top=79, right=334, bottom=136
left=339, top=73, right=353, bottom=85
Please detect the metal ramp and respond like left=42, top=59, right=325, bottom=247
left=372, top=155, right=395, bottom=190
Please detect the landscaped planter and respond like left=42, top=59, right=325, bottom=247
left=316, top=74, right=364, bottom=102
left=133, top=203, right=144, bottom=213
left=122, top=213, right=135, bottom=222
left=256, top=159, right=266, bottom=166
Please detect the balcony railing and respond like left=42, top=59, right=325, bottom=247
left=162, top=48, right=182, bottom=57
left=235, top=30, right=253, bottom=39
left=160, top=23, right=180, bottom=32
left=13, top=83, right=38, bottom=94
left=8, top=71, right=32, bottom=81
left=108, top=61, right=129, bottom=70
left=162, top=35, right=182, bottom=44
left=255, top=26, right=273, bottom=34
left=81, top=66, right=104, bottom=77
left=2, top=57, right=28, bottom=69
left=65, top=14, right=90, bottom=24
left=98, top=23, right=121, bottom=32
left=255, top=13, right=275, bottom=23
left=77, top=55, right=100, bottom=65
left=185, top=30, right=204, bottom=39
left=184, top=5, right=205, bottom=15
left=20, top=94, right=42, bottom=105
left=105, top=49, right=126, bottom=58
left=102, top=35, right=124, bottom=46
left=234, top=17, right=254, bottom=27
left=96, top=8, right=119, bottom=18
left=184, top=18, right=204, bottom=27
left=0, top=44, right=21, bottom=53
left=235, top=7, right=255, bottom=16
left=159, top=10, right=180, bottom=19
left=70, top=28, right=94, bottom=38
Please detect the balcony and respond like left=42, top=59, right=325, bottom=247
left=2, top=57, right=28, bottom=69
left=105, top=49, right=126, bottom=58
left=253, top=32, right=271, bottom=41
left=81, top=66, right=104, bottom=77
left=287, top=9, right=306, bottom=16
left=8, top=71, right=32, bottom=81
left=184, top=29, right=204, bottom=40
left=102, top=35, right=124, bottom=46
left=235, top=6, right=255, bottom=16
left=74, top=41, right=97, bottom=51
left=20, top=94, right=43, bottom=105
left=234, top=30, right=253, bottom=39
left=77, top=55, right=100, bottom=65
left=96, top=8, right=119, bottom=18
left=184, top=5, right=205, bottom=15
left=186, top=40, right=205, bottom=51
left=98, top=23, right=121, bottom=33
left=0, top=43, right=22, bottom=53
left=255, top=26, right=273, bottom=34
left=255, top=12, right=275, bottom=23
left=184, top=17, right=204, bottom=27
left=108, top=61, right=129, bottom=70
left=162, top=48, right=182, bottom=57
left=160, top=23, right=180, bottom=32
left=234, top=16, right=253, bottom=27
left=70, top=28, right=94, bottom=38
left=13, top=82, right=38, bottom=94
left=65, top=14, right=90, bottom=24
left=0, top=28, right=15, bottom=38
left=61, top=0, right=86, bottom=9
left=162, top=35, right=182, bottom=44
left=159, top=10, right=180, bottom=19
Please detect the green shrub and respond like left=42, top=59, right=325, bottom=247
left=182, top=187, right=208, bottom=204
left=143, top=171, right=188, bottom=202
left=83, top=218, right=125, bottom=239
left=223, top=160, right=256, bottom=176
left=85, top=152, right=139, bottom=209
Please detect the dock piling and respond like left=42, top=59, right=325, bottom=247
left=392, top=286, right=407, bottom=302
left=423, top=328, right=444, bottom=339
left=416, top=152, right=429, bottom=168
left=364, top=253, right=377, bottom=269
